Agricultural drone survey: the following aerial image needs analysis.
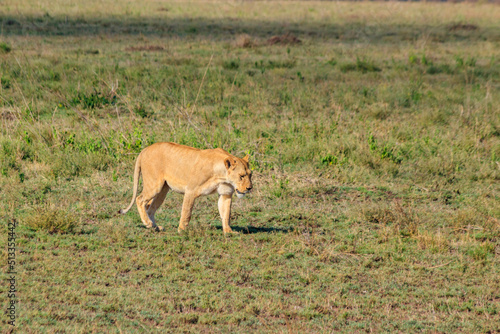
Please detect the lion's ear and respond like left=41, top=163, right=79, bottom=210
left=224, top=157, right=232, bottom=170
left=242, top=154, right=250, bottom=162
left=224, top=158, right=237, bottom=170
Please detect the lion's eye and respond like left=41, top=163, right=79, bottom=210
left=240, top=175, right=244, bottom=180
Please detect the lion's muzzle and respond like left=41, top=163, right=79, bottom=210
left=235, top=188, right=251, bottom=199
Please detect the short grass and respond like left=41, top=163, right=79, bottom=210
left=0, top=0, right=499, bottom=332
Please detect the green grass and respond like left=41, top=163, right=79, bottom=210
left=0, top=0, right=499, bottom=332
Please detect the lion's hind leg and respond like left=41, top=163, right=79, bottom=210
left=136, top=180, right=168, bottom=231
left=147, top=182, right=169, bottom=231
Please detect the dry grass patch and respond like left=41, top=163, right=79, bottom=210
left=359, top=200, right=420, bottom=237
left=234, top=34, right=257, bottom=48
left=416, top=230, right=451, bottom=253
left=24, top=206, right=81, bottom=234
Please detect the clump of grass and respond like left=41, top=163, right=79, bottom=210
left=179, top=314, right=199, bottom=324
left=361, top=201, right=419, bottom=237
left=327, top=58, right=337, bottom=66
left=368, top=135, right=403, bottom=164
left=50, top=150, right=112, bottom=179
left=222, top=59, right=240, bottom=70
left=340, top=58, right=380, bottom=73
left=1, top=76, right=11, bottom=88
left=447, top=208, right=499, bottom=233
left=416, top=231, right=450, bottom=253
left=234, top=34, right=256, bottom=48
left=25, top=206, right=80, bottom=234
left=71, top=89, right=117, bottom=109
left=0, top=42, right=12, bottom=53
left=133, top=104, right=151, bottom=118
left=321, top=154, right=337, bottom=166
left=467, top=243, right=495, bottom=261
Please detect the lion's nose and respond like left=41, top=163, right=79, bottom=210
left=247, top=186, right=252, bottom=191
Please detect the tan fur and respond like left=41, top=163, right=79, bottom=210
left=120, top=142, right=253, bottom=233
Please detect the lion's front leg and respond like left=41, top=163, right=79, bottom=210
left=178, top=193, right=196, bottom=233
left=218, top=194, right=235, bottom=234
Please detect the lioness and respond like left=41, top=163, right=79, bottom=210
left=119, top=142, right=252, bottom=233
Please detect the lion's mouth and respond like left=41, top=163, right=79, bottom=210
left=235, top=189, right=247, bottom=198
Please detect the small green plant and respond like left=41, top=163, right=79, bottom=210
left=78, top=137, right=103, bottom=153
left=133, top=104, right=150, bottom=118
left=1, top=76, right=11, bottom=88
left=296, top=71, right=304, bottom=82
left=380, top=145, right=403, bottom=164
left=327, top=58, right=337, bottom=66
left=278, top=91, right=292, bottom=106
left=465, top=57, right=476, bottom=67
left=25, top=207, right=80, bottom=234
left=0, top=42, right=12, bottom=53
left=368, top=135, right=378, bottom=152
left=421, top=54, right=430, bottom=66
left=408, top=54, right=418, bottom=65
left=321, top=154, right=337, bottom=165
left=456, top=55, right=477, bottom=68
left=223, top=59, right=240, bottom=70
left=217, top=106, right=232, bottom=119
left=271, top=176, right=289, bottom=198
left=120, top=127, right=147, bottom=152
left=71, top=89, right=117, bottom=109
left=64, top=133, right=76, bottom=148
left=454, top=55, right=464, bottom=68
left=0, top=141, right=16, bottom=174
left=23, top=131, right=32, bottom=145
left=368, top=135, right=402, bottom=164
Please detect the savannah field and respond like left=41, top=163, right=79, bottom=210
left=0, top=0, right=499, bottom=332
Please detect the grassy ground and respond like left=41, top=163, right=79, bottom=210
left=0, top=0, right=499, bottom=332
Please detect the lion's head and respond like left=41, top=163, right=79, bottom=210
left=224, top=154, right=253, bottom=198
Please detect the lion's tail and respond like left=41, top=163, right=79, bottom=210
left=119, top=153, right=141, bottom=214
